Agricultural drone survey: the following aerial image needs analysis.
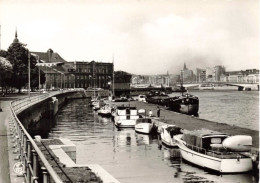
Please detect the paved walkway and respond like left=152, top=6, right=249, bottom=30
left=0, top=95, right=27, bottom=183
left=0, top=99, right=12, bottom=183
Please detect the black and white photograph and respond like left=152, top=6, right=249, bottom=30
left=0, top=0, right=259, bottom=183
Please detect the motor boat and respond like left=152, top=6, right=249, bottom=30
left=92, top=99, right=105, bottom=111
left=98, top=105, right=111, bottom=117
left=159, top=125, right=182, bottom=147
left=114, top=106, right=139, bottom=128
left=174, top=128, right=253, bottom=173
left=135, top=118, right=154, bottom=134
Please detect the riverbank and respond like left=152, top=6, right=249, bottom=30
left=110, top=100, right=259, bottom=148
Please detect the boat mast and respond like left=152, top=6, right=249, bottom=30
left=93, top=61, right=96, bottom=98
left=181, top=70, right=184, bottom=96
left=112, top=54, right=115, bottom=98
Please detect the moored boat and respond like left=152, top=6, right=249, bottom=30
left=92, top=99, right=105, bottom=111
left=167, top=93, right=199, bottom=115
left=98, top=104, right=111, bottom=117
left=135, top=118, right=154, bottom=134
left=159, top=125, right=182, bottom=147
left=114, top=106, right=139, bottom=128
left=174, top=129, right=253, bottom=173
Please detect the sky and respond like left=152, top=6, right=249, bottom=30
left=0, top=0, right=259, bottom=75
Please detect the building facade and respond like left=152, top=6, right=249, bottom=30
left=32, top=49, right=113, bottom=90
left=181, top=63, right=194, bottom=83
left=224, top=69, right=259, bottom=83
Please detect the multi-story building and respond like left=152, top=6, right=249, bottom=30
left=114, top=71, right=132, bottom=97
left=214, top=65, right=226, bottom=82
left=195, top=68, right=206, bottom=82
left=131, top=74, right=170, bottom=87
left=32, top=49, right=113, bottom=90
left=181, top=63, right=194, bottom=83
left=194, top=65, right=225, bottom=82
left=73, top=61, right=113, bottom=89
left=224, top=69, right=259, bottom=83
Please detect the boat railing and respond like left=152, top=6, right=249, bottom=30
left=186, top=144, right=207, bottom=155
left=185, top=143, right=248, bottom=159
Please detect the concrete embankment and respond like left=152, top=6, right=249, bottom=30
left=111, top=100, right=259, bottom=148
left=8, top=90, right=118, bottom=183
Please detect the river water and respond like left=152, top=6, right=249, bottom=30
left=48, top=91, right=259, bottom=183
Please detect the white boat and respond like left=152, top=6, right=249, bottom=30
left=114, top=106, right=139, bottom=128
left=159, top=125, right=182, bottom=147
left=174, top=129, right=253, bottom=173
left=92, top=99, right=104, bottom=111
left=137, top=95, right=146, bottom=102
left=98, top=105, right=111, bottom=117
left=135, top=118, right=154, bottom=134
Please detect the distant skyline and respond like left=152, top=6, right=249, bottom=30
left=0, top=0, right=259, bottom=75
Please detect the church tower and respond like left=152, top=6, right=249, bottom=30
left=183, top=62, right=187, bottom=70
left=13, top=29, right=19, bottom=44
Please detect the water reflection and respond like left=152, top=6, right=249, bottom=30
left=49, top=98, right=258, bottom=183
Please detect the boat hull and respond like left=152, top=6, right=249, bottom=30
left=160, top=125, right=180, bottom=147
left=161, top=138, right=178, bottom=147
left=115, top=120, right=136, bottom=128
left=135, top=123, right=153, bottom=134
left=175, top=135, right=253, bottom=173
left=179, top=104, right=199, bottom=115
left=169, top=97, right=199, bottom=115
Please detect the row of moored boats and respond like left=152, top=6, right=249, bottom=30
left=90, top=96, right=257, bottom=174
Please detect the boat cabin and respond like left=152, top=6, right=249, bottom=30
left=115, top=106, right=139, bottom=120
left=182, top=129, right=229, bottom=151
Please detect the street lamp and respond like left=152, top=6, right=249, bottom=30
left=27, top=49, right=31, bottom=98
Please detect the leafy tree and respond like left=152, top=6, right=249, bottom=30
left=0, top=52, right=12, bottom=93
left=0, top=50, right=8, bottom=58
left=6, top=42, right=45, bottom=92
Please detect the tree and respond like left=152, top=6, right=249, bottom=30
left=7, top=42, right=28, bottom=92
left=0, top=50, right=8, bottom=58
left=6, top=42, right=45, bottom=92
left=0, top=54, right=12, bottom=93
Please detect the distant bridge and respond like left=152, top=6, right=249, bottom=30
left=177, top=82, right=259, bottom=91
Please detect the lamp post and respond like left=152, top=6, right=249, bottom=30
left=38, top=56, right=40, bottom=91
left=28, top=49, right=31, bottom=98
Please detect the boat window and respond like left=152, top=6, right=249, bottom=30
left=211, top=138, right=221, bottom=144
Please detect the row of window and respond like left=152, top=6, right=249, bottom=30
left=76, top=68, right=112, bottom=74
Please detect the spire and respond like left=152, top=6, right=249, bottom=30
left=183, top=62, right=187, bottom=70
left=13, top=28, right=19, bottom=44
left=15, top=28, right=17, bottom=38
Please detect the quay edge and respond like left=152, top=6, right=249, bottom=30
left=5, top=90, right=118, bottom=183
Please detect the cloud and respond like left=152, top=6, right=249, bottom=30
left=0, top=0, right=258, bottom=74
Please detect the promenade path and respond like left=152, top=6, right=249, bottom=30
left=0, top=94, right=33, bottom=183
left=0, top=99, right=11, bottom=183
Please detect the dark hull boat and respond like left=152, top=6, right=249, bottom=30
left=167, top=93, right=199, bottom=115
left=146, top=90, right=169, bottom=105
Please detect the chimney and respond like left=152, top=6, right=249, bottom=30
left=47, top=49, right=53, bottom=62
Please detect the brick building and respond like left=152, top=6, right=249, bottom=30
left=32, top=49, right=113, bottom=90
